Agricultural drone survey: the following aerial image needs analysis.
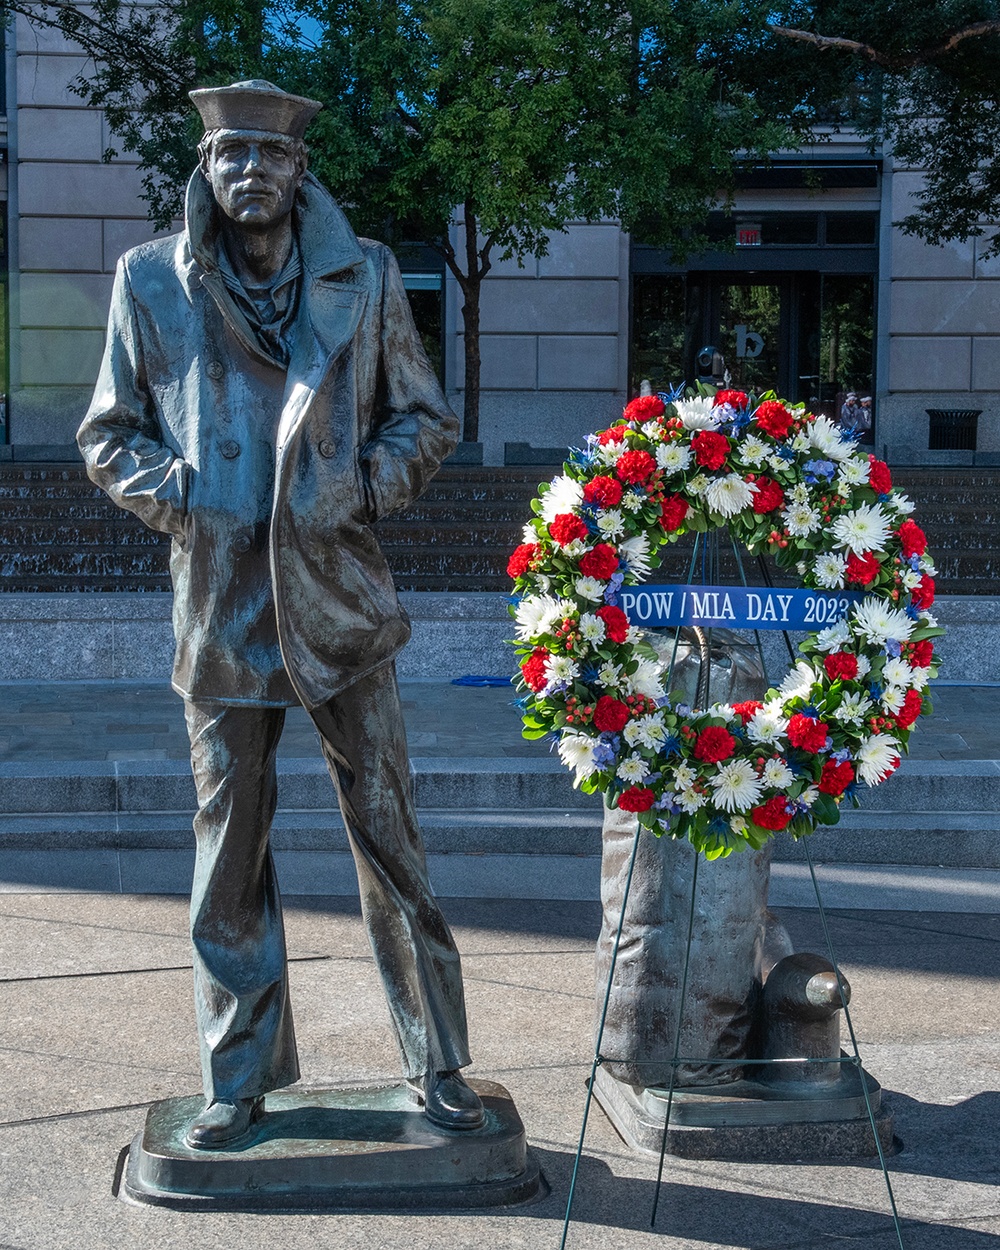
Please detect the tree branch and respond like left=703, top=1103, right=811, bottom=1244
left=768, top=20, right=1000, bottom=70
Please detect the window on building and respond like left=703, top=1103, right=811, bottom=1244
left=402, top=271, right=444, bottom=386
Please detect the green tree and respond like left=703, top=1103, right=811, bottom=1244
left=7, top=0, right=803, bottom=439
left=754, top=0, right=1000, bottom=255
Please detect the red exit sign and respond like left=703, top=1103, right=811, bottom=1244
left=736, top=223, right=762, bottom=247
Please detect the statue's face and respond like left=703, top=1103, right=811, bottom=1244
left=200, top=129, right=306, bottom=229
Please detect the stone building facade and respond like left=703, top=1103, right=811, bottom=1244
left=2, top=13, right=998, bottom=467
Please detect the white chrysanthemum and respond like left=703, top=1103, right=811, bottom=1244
left=779, top=661, right=818, bottom=701
left=891, top=491, right=916, bottom=515
left=617, top=755, right=651, bottom=784
left=910, top=665, right=931, bottom=690
left=627, top=657, right=666, bottom=700
left=730, top=815, right=748, bottom=835
left=815, top=620, right=852, bottom=651
left=622, top=719, right=643, bottom=747
left=656, top=442, right=692, bottom=473
left=852, top=598, right=914, bottom=646
left=831, top=502, right=892, bottom=555
left=920, top=555, right=937, bottom=575
left=598, top=662, right=623, bottom=690
left=543, top=655, right=579, bottom=689
left=620, top=534, right=653, bottom=579
left=836, top=456, right=870, bottom=488
left=901, top=569, right=923, bottom=591
left=768, top=455, right=788, bottom=476
left=791, top=431, right=812, bottom=453
left=675, top=396, right=721, bottom=430
left=673, top=762, right=697, bottom=790
left=677, top=786, right=707, bottom=813
left=762, top=757, right=795, bottom=789
left=919, top=610, right=938, bottom=628
left=855, top=653, right=871, bottom=679
left=747, top=705, right=788, bottom=745
left=710, top=759, right=763, bottom=812
left=809, top=415, right=852, bottom=461
left=706, top=473, right=755, bottom=519
left=833, top=691, right=872, bottom=724
left=557, top=732, right=598, bottom=787
left=688, top=473, right=710, bottom=496
left=597, top=509, right=625, bottom=539
left=856, top=733, right=901, bottom=785
left=522, top=522, right=539, bottom=544
left=621, top=489, right=646, bottom=513
left=883, top=657, right=914, bottom=688
left=578, top=613, right=606, bottom=645
left=540, top=474, right=584, bottom=524
left=880, top=686, right=905, bottom=714
left=598, top=440, right=628, bottom=466
left=626, top=624, right=644, bottom=644
left=515, top=593, right=563, bottom=641
left=707, top=702, right=736, bottom=722
left=575, top=576, right=605, bottom=602
left=790, top=482, right=811, bottom=504
left=783, top=502, right=821, bottom=537
left=632, top=713, right=667, bottom=749
left=740, top=434, right=768, bottom=466
left=799, top=785, right=820, bottom=808
left=814, top=552, right=847, bottom=590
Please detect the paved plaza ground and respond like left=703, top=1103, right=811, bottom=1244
left=0, top=679, right=997, bottom=1248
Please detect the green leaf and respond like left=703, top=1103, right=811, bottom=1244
left=810, top=793, right=841, bottom=826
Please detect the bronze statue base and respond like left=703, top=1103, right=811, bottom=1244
left=121, top=1080, right=544, bottom=1211
left=592, top=1064, right=895, bottom=1161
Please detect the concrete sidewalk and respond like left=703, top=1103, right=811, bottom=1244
left=0, top=891, right=997, bottom=1249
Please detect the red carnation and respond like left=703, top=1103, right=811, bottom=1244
left=596, top=604, right=630, bottom=644
left=579, top=543, right=619, bottom=580
left=507, top=543, right=540, bottom=579
left=894, top=689, right=924, bottom=730
left=714, top=389, right=748, bottom=410
left=582, top=475, right=623, bottom=508
left=754, top=401, right=793, bottom=439
left=616, top=448, right=657, bottom=484
left=549, top=512, right=588, bottom=546
left=911, top=575, right=935, bottom=610
left=846, top=552, right=881, bottom=586
left=898, top=519, right=927, bottom=559
left=824, top=652, right=859, bottom=682
left=819, top=760, right=855, bottom=796
left=786, top=713, right=829, bottom=754
left=691, top=430, right=731, bottom=470
left=911, top=639, right=934, bottom=668
left=593, top=695, right=629, bottom=734
left=660, top=495, right=689, bottom=531
left=618, top=786, right=656, bottom=813
left=521, top=648, right=549, bottom=692
left=693, top=725, right=736, bottom=764
left=598, top=424, right=628, bottom=446
left=751, top=476, right=784, bottom=514
left=750, top=795, right=793, bottom=831
left=868, top=456, right=892, bottom=495
left=623, top=395, right=665, bottom=423
left=732, top=700, right=763, bottom=726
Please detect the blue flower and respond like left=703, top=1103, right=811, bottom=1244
left=582, top=664, right=601, bottom=685
left=908, top=554, right=923, bottom=572
left=592, top=738, right=618, bottom=768
left=708, top=815, right=730, bottom=836
left=675, top=703, right=692, bottom=717
left=867, top=682, right=884, bottom=699
left=904, top=604, right=920, bottom=621
left=775, top=444, right=796, bottom=461
left=512, top=695, right=532, bottom=712
left=661, top=734, right=681, bottom=756
left=658, top=383, right=686, bottom=403
left=831, top=747, right=852, bottom=764
left=884, top=638, right=903, bottom=657
left=508, top=593, right=523, bottom=607
left=803, top=458, right=836, bottom=484
left=604, top=571, right=625, bottom=605
left=568, top=445, right=596, bottom=467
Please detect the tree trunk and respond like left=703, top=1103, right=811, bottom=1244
left=460, top=205, right=482, bottom=444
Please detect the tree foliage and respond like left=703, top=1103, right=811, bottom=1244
left=7, top=0, right=805, bottom=437
left=756, top=0, right=1000, bottom=255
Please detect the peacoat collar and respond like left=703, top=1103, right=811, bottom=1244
left=184, top=167, right=371, bottom=454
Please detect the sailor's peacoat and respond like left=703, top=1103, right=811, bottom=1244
left=78, top=170, right=458, bottom=708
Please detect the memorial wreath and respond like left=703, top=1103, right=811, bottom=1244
left=508, top=389, right=942, bottom=859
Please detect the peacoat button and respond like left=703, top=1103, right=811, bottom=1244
left=318, top=439, right=336, bottom=458
left=206, top=360, right=224, bottom=380
left=220, top=439, right=241, bottom=459
left=232, top=532, right=252, bottom=554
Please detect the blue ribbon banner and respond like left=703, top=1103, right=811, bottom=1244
left=619, top=584, right=863, bottom=631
